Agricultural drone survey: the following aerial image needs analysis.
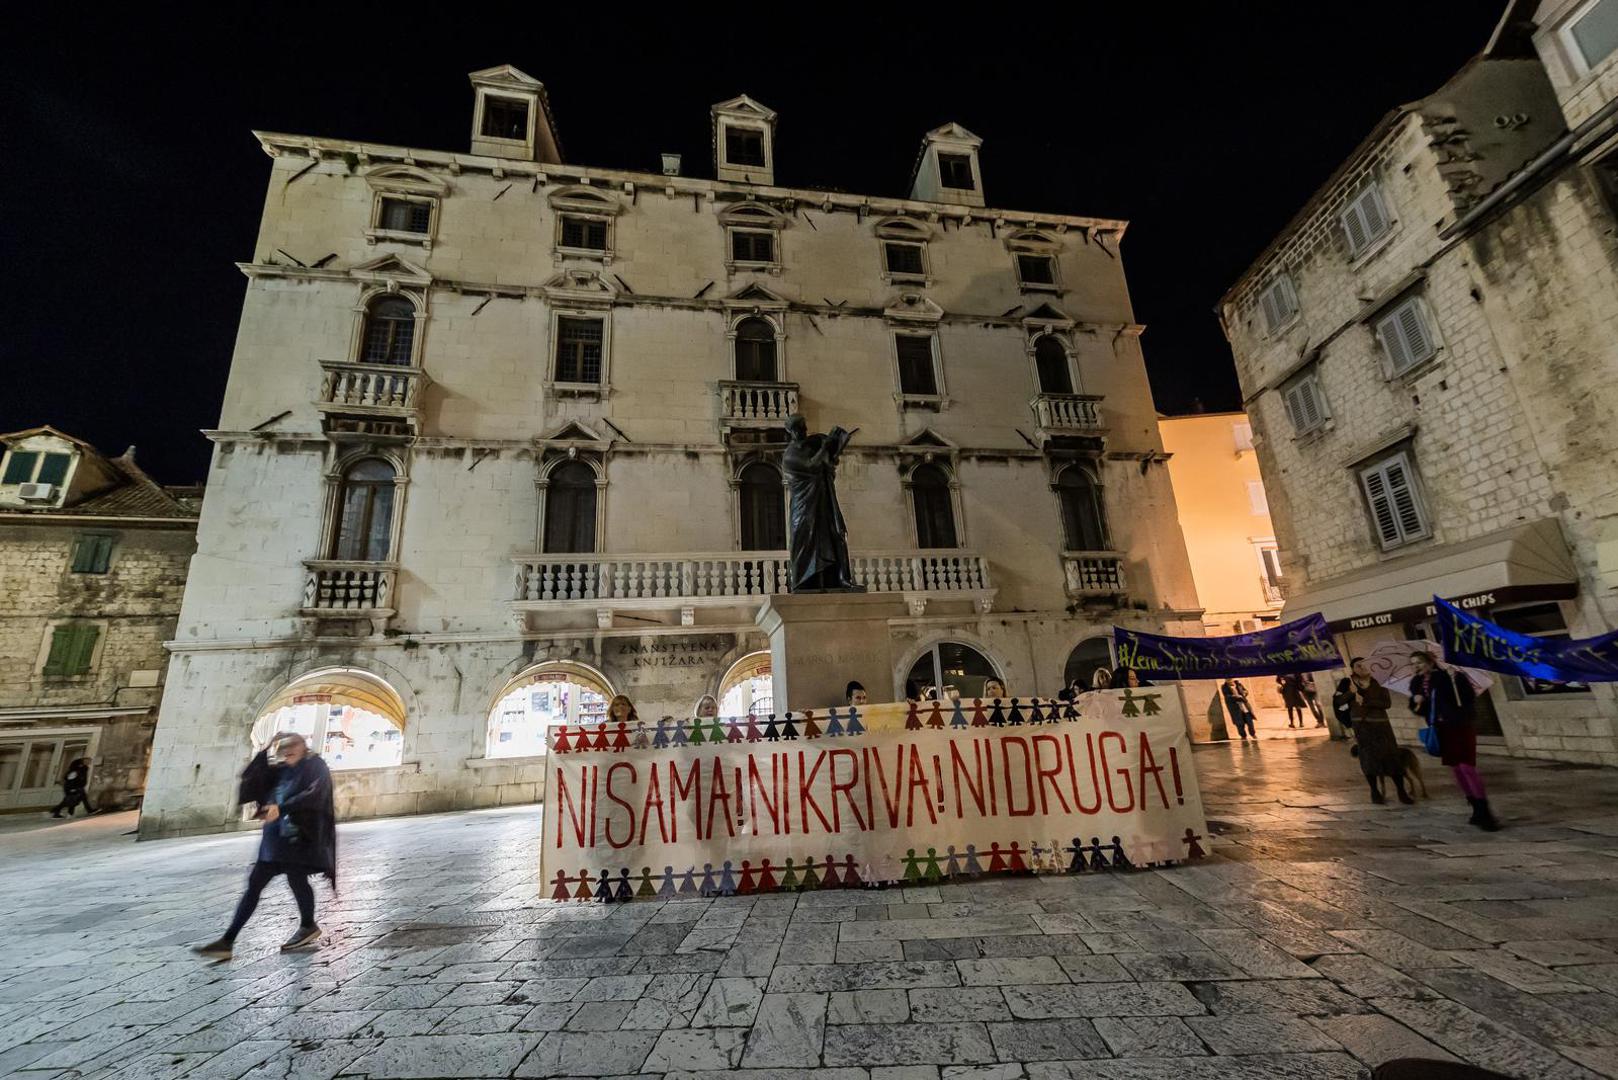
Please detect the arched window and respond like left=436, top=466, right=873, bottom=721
left=718, top=652, right=773, bottom=717
left=486, top=662, right=614, bottom=759
left=1063, top=637, right=1115, bottom=690
left=906, top=641, right=1000, bottom=701
left=1056, top=464, right=1108, bottom=551
left=1034, top=336, right=1073, bottom=395
left=910, top=463, right=958, bottom=549
left=251, top=668, right=406, bottom=770
left=333, top=459, right=396, bottom=561
left=738, top=461, right=786, bottom=550
left=734, top=317, right=778, bottom=382
left=544, top=461, right=598, bottom=554
left=360, top=296, right=416, bottom=366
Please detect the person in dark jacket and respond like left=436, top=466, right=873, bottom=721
left=193, top=732, right=337, bottom=959
left=51, top=757, right=95, bottom=817
left=1220, top=678, right=1257, bottom=740
left=1111, top=666, right=1150, bottom=689
left=1345, top=657, right=1411, bottom=805
left=1410, top=651, right=1498, bottom=830
left=1276, top=674, right=1308, bottom=728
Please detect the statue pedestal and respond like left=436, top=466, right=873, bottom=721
left=756, top=592, right=908, bottom=712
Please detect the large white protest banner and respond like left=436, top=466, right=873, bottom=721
left=541, top=689, right=1209, bottom=901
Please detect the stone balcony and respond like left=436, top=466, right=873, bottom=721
left=317, top=361, right=426, bottom=437
left=1031, top=393, right=1105, bottom=439
left=302, top=560, right=397, bottom=632
left=512, top=548, right=995, bottom=624
left=719, top=380, right=799, bottom=432
left=1061, top=550, right=1127, bottom=599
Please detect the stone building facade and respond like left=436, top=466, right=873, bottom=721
left=0, top=427, right=199, bottom=811
left=139, top=66, right=1203, bottom=837
left=1219, top=3, right=1618, bottom=765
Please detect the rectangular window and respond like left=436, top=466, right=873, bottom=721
left=1259, top=545, right=1283, bottom=587
left=1566, top=0, right=1618, bottom=71
left=481, top=97, right=529, bottom=140
left=725, top=127, right=766, bottom=167
left=1281, top=370, right=1329, bottom=435
left=3, top=451, right=39, bottom=484
left=1340, top=183, right=1391, bottom=258
left=36, top=453, right=71, bottom=485
left=1375, top=296, right=1438, bottom=374
left=895, top=335, right=939, bottom=396
left=1246, top=480, right=1269, bottom=516
left=938, top=152, right=975, bottom=190
left=884, top=242, right=925, bottom=277
left=554, top=317, right=604, bottom=385
left=71, top=535, right=114, bottom=574
left=560, top=216, right=609, bottom=251
left=1016, top=254, right=1056, bottom=287
left=1493, top=603, right=1591, bottom=695
left=1233, top=422, right=1254, bottom=451
left=1258, top=275, right=1299, bottom=332
left=731, top=230, right=776, bottom=264
left=377, top=197, right=431, bottom=235
left=43, top=624, right=98, bottom=677
left=1358, top=450, right=1431, bottom=550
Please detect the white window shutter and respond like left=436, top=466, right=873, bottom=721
left=1246, top=481, right=1269, bottom=515
left=1260, top=288, right=1281, bottom=332
left=1361, top=464, right=1402, bottom=548
left=1360, top=187, right=1389, bottom=238
left=1377, top=309, right=1413, bottom=372
left=1300, top=376, right=1323, bottom=429
left=1283, top=383, right=1307, bottom=432
left=1341, top=202, right=1368, bottom=255
left=1394, top=299, right=1434, bottom=367
left=1383, top=454, right=1428, bottom=540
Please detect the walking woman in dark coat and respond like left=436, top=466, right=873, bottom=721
left=193, top=732, right=337, bottom=959
left=51, top=757, right=95, bottom=817
left=1346, top=658, right=1412, bottom=805
left=1277, top=674, right=1308, bottom=728
left=1410, top=651, right=1498, bottom=830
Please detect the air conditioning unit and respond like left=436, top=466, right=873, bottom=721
left=17, top=483, right=56, bottom=502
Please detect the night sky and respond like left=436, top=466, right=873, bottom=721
left=2, top=5, right=1503, bottom=484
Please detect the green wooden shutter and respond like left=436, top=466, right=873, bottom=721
left=44, top=626, right=76, bottom=675
left=69, top=625, right=99, bottom=674
left=72, top=535, right=113, bottom=573
left=45, top=625, right=98, bottom=675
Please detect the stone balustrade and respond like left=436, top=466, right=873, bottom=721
left=319, top=361, right=424, bottom=411
left=513, top=549, right=993, bottom=610
left=719, top=381, right=799, bottom=427
left=302, top=560, right=397, bottom=615
left=1061, top=550, right=1127, bottom=597
left=1031, top=393, right=1105, bottom=434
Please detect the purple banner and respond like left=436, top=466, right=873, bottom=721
left=1436, top=595, right=1618, bottom=684
left=1113, top=614, right=1343, bottom=680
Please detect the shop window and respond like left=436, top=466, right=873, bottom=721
left=1494, top=603, right=1591, bottom=695
left=486, top=663, right=612, bottom=758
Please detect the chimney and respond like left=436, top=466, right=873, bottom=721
left=661, top=153, right=682, bottom=176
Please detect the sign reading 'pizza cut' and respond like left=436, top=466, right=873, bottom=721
left=540, top=690, right=1209, bottom=901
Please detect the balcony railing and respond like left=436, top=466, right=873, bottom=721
left=1062, top=551, right=1127, bottom=598
left=512, top=549, right=993, bottom=611
left=1031, top=393, right=1105, bottom=435
left=719, top=381, right=799, bottom=428
left=1261, top=578, right=1285, bottom=605
left=302, top=561, right=397, bottom=616
left=318, top=361, right=425, bottom=435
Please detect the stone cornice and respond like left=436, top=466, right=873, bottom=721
left=252, top=130, right=1130, bottom=239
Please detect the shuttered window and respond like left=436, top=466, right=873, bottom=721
left=1281, top=371, right=1329, bottom=435
left=1359, top=451, right=1431, bottom=549
left=1258, top=275, right=1299, bottom=332
left=71, top=535, right=114, bottom=574
left=554, top=317, right=604, bottom=384
left=44, top=624, right=99, bottom=677
left=1375, top=296, right=1438, bottom=374
left=1340, top=184, right=1391, bottom=257
left=895, top=335, right=939, bottom=396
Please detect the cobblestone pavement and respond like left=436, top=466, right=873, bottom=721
left=4, top=738, right=1618, bottom=1079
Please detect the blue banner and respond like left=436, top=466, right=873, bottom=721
left=1435, top=595, right=1618, bottom=684
left=1113, top=614, right=1343, bottom=680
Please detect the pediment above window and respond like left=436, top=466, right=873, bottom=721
left=722, top=282, right=789, bottom=311
left=537, top=421, right=608, bottom=446
left=1007, top=229, right=1059, bottom=252
left=883, top=292, right=945, bottom=325
left=363, top=165, right=449, bottom=197
left=874, top=216, right=933, bottom=241
left=902, top=428, right=956, bottom=449
left=1022, top=302, right=1075, bottom=331
left=542, top=268, right=618, bottom=306
left=547, top=185, right=624, bottom=216
left=348, top=254, right=432, bottom=287
left=718, top=201, right=788, bottom=230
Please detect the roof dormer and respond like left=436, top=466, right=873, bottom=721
left=0, top=427, right=108, bottom=511
left=909, top=122, right=984, bottom=208
left=712, top=95, right=777, bottom=185
left=469, top=65, right=562, bottom=164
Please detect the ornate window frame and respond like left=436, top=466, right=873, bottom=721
left=1049, top=457, right=1111, bottom=553
left=884, top=293, right=948, bottom=410
left=542, top=270, right=618, bottom=399
left=720, top=203, right=787, bottom=275
left=874, top=217, right=933, bottom=285
left=320, top=445, right=410, bottom=565
left=363, top=166, right=448, bottom=250
left=1023, top=305, right=1081, bottom=397
left=728, top=452, right=789, bottom=552
left=548, top=186, right=624, bottom=264
left=726, top=311, right=787, bottom=383
left=1007, top=229, right=1062, bottom=294
left=900, top=456, right=966, bottom=550
left=345, top=257, right=432, bottom=370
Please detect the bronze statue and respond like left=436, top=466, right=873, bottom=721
left=782, top=414, right=859, bottom=592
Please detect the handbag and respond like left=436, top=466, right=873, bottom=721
left=1417, top=680, right=1442, bottom=757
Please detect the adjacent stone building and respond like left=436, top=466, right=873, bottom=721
left=1219, top=2, right=1618, bottom=764
left=0, top=427, right=200, bottom=811
left=140, top=66, right=1203, bottom=836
